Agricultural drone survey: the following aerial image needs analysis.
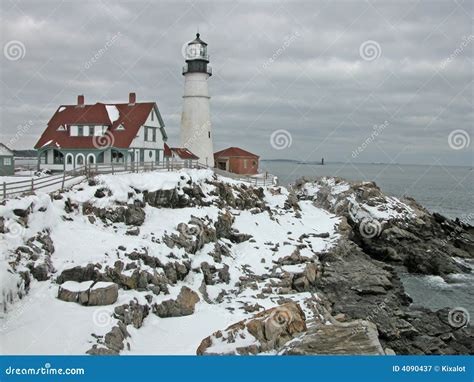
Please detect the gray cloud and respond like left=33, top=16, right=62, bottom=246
left=1, top=0, right=472, bottom=166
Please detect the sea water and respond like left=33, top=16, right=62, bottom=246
left=260, top=161, right=474, bottom=318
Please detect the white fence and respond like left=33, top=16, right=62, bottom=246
left=1, top=161, right=277, bottom=199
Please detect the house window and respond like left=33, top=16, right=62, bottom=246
left=97, top=152, right=105, bottom=163
left=66, top=155, right=73, bottom=165
left=70, top=125, right=78, bottom=136
left=4, top=157, right=12, bottom=165
left=53, top=150, right=64, bottom=164
left=88, top=126, right=94, bottom=136
left=152, top=128, right=156, bottom=142
left=253, top=160, right=257, bottom=166
left=151, top=111, right=154, bottom=121
left=78, top=126, right=84, bottom=136
left=243, top=159, right=248, bottom=169
left=76, top=155, right=84, bottom=165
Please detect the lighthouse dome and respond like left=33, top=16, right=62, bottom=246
left=185, top=33, right=209, bottom=61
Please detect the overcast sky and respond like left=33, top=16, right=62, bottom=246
left=1, top=0, right=472, bottom=165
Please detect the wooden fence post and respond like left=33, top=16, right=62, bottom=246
left=111, top=162, right=114, bottom=175
left=31, top=178, right=34, bottom=192
left=61, top=171, right=66, bottom=190
left=3, top=182, right=6, bottom=199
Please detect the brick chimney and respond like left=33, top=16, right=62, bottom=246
left=128, top=92, right=136, bottom=106
left=77, top=95, right=85, bottom=108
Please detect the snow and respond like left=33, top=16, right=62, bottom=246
left=0, top=169, right=343, bottom=355
left=60, top=281, right=94, bottom=292
left=105, top=105, right=120, bottom=123
left=58, top=106, right=66, bottom=112
left=41, top=139, right=53, bottom=147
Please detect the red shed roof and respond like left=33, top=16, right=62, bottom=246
left=164, top=144, right=198, bottom=160
left=214, top=147, right=259, bottom=159
left=34, top=101, right=166, bottom=150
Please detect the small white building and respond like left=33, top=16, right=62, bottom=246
left=34, top=93, right=168, bottom=171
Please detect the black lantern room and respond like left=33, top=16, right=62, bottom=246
left=182, top=33, right=212, bottom=76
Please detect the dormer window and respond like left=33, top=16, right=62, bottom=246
left=116, top=124, right=125, bottom=131
left=57, top=125, right=66, bottom=131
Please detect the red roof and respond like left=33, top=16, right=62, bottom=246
left=214, top=147, right=259, bottom=159
left=34, top=102, right=166, bottom=150
left=164, top=144, right=198, bottom=160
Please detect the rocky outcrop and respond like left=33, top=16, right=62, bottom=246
left=197, top=302, right=306, bottom=355
left=282, top=320, right=384, bottom=355
left=292, top=177, right=474, bottom=355
left=153, top=286, right=200, bottom=318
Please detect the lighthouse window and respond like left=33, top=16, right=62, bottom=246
left=208, top=132, right=211, bottom=138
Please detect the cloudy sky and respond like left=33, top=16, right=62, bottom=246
left=1, top=0, right=472, bottom=166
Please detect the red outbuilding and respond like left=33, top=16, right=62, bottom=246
left=214, top=147, right=259, bottom=175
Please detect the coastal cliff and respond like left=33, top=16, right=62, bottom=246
left=0, top=169, right=472, bottom=355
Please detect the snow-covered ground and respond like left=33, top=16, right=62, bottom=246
left=0, top=169, right=340, bottom=355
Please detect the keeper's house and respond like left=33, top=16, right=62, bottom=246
left=34, top=93, right=167, bottom=171
left=0, top=143, right=15, bottom=176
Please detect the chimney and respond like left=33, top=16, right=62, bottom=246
left=128, top=92, right=136, bottom=106
left=77, top=95, right=85, bottom=108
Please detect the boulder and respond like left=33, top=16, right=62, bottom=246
left=57, top=281, right=118, bottom=306
left=124, top=206, right=145, bottom=226
left=58, top=281, right=94, bottom=303
left=282, top=320, right=385, bottom=355
left=88, top=282, right=119, bottom=306
left=153, top=286, right=200, bottom=318
left=197, top=302, right=306, bottom=355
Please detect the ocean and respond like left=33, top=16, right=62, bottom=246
left=260, top=161, right=474, bottom=318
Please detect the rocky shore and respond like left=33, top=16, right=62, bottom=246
left=0, top=170, right=472, bottom=355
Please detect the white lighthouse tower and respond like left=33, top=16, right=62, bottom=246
left=180, top=33, right=214, bottom=167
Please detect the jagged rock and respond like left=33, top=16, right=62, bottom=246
left=197, top=302, right=306, bottom=355
left=282, top=320, right=385, bottom=355
left=124, top=206, right=145, bottom=226
left=28, top=263, right=50, bottom=281
left=153, top=286, right=200, bottom=318
left=94, top=188, right=111, bottom=198
left=114, top=299, right=150, bottom=329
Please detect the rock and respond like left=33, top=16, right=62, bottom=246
left=126, top=227, right=140, bottom=236
left=124, top=205, right=145, bottom=226
left=88, top=282, right=119, bottom=306
left=28, top=263, right=50, bottom=281
left=153, top=286, right=200, bottom=318
left=197, top=302, right=306, bottom=355
left=282, top=320, right=385, bottom=355
left=114, top=300, right=150, bottom=329
left=13, top=208, right=29, bottom=218
left=58, top=281, right=94, bottom=303
left=57, top=281, right=118, bottom=306
left=56, top=264, right=102, bottom=284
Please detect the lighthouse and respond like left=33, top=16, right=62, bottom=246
left=180, top=33, right=214, bottom=167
